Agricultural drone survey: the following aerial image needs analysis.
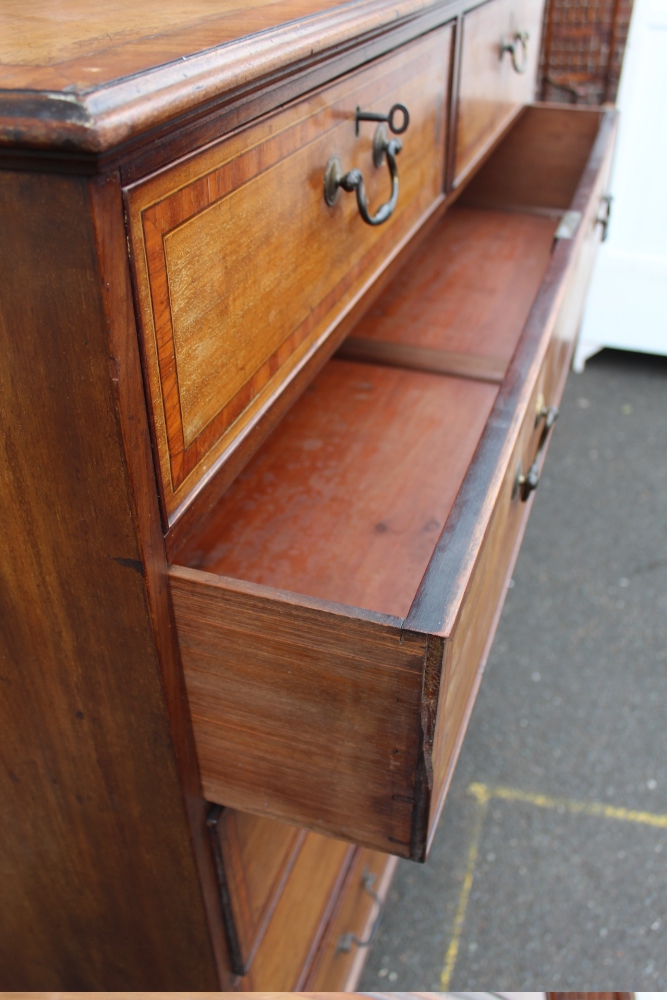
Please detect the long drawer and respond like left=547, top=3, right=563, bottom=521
left=455, top=0, right=544, bottom=185
left=169, top=106, right=617, bottom=861
left=126, top=25, right=452, bottom=525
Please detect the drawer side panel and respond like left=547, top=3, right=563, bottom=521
left=170, top=567, right=427, bottom=855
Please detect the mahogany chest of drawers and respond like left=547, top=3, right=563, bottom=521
left=0, top=0, right=616, bottom=987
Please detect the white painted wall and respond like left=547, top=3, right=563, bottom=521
left=574, top=0, right=667, bottom=370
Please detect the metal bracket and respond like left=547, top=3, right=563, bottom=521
left=554, top=210, right=582, bottom=240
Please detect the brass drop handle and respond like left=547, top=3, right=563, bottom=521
left=336, top=870, right=383, bottom=953
left=514, top=404, right=559, bottom=501
left=324, top=123, right=403, bottom=226
left=597, top=194, right=613, bottom=241
left=501, top=30, right=530, bottom=73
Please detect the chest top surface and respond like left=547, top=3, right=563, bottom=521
left=0, top=0, right=450, bottom=153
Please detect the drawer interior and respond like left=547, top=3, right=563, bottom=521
left=176, top=359, right=496, bottom=618
left=460, top=103, right=604, bottom=212
left=174, top=206, right=559, bottom=618
left=336, top=205, right=556, bottom=386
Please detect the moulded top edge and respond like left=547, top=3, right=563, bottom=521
left=0, top=0, right=454, bottom=154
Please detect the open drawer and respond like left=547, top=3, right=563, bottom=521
left=169, top=106, right=617, bottom=861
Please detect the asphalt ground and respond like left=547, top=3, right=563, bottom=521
left=360, top=348, right=667, bottom=990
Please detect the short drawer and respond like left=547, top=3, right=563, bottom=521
left=455, top=0, right=544, bottom=184
left=303, top=848, right=398, bottom=990
left=126, top=26, right=452, bottom=525
left=170, top=106, right=617, bottom=862
left=207, top=806, right=305, bottom=974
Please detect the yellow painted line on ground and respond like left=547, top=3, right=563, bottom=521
left=440, top=781, right=667, bottom=987
left=440, top=791, right=489, bottom=990
left=470, top=781, right=667, bottom=828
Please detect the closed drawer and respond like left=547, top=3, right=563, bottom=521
left=207, top=806, right=305, bottom=974
left=303, top=848, right=397, bottom=990
left=170, top=106, right=617, bottom=861
left=455, top=0, right=543, bottom=185
left=237, top=829, right=353, bottom=989
left=126, top=26, right=452, bottom=525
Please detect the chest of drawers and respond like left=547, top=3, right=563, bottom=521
left=0, top=0, right=616, bottom=988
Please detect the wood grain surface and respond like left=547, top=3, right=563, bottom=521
left=0, top=170, right=222, bottom=986
left=169, top=566, right=427, bottom=854
left=455, top=0, right=544, bottom=183
left=461, top=103, right=604, bottom=210
left=539, top=110, right=618, bottom=436
left=211, top=808, right=306, bottom=973
left=89, top=172, right=232, bottom=984
left=239, top=833, right=353, bottom=989
left=304, top=848, right=398, bottom=989
left=427, top=361, right=546, bottom=849
left=339, top=205, right=557, bottom=375
left=0, top=0, right=558, bottom=989
left=1, top=0, right=340, bottom=70
left=174, top=361, right=496, bottom=617
left=167, top=362, right=493, bottom=857
left=127, top=27, right=450, bottom=522
left=336, top=336, right=507, bottom=383
left=418, top=108, right=618, bottom=853
left=548, top=994, right=633, bottom=1000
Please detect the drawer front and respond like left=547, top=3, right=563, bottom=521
left=127, top=26, right=451, bottom=523
left=303, top=848, right=397, bottom=990
left=209, top=807, right=305, bottom=973
left=427, top=198, right=612, bottom=842
left=239, top=830, right=353, bottom=989
left=429, top=357, right=551, bottom=829
left=455, top=0, right=543, bottom=184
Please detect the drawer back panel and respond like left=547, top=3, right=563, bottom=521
left=126, top=26, right=451, bottom=524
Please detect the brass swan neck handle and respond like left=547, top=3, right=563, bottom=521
left=324, top=122, right=404, bottom=227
